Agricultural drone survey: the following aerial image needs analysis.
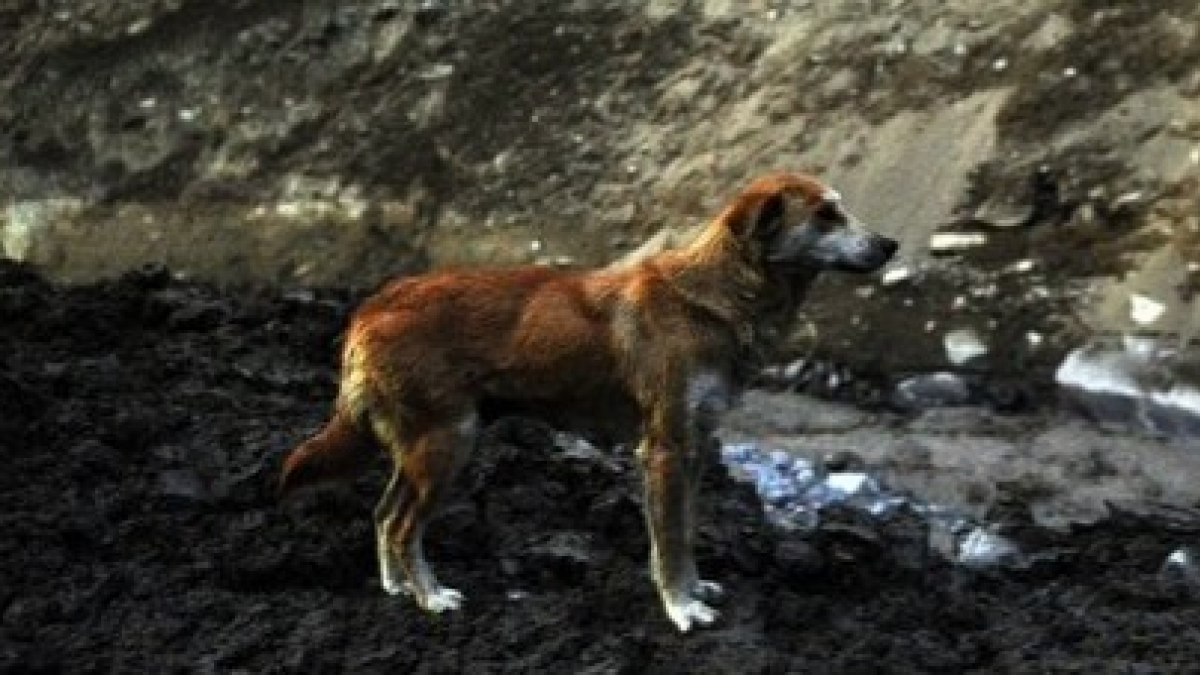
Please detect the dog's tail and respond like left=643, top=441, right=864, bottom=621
left=279, top=405, right=377, bottom=498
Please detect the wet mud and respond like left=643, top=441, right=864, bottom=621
left=3, top=262, right=1200, bottom=673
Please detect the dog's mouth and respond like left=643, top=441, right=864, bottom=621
left=837, top=236, right=899, bottom=273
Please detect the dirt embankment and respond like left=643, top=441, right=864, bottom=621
left=4, top=0, right=1199, bottom=386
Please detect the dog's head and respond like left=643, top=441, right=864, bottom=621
left=723, top=172, right=899, bottom=274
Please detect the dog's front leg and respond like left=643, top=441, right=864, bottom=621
left=638, top=428, right=719, bottom=632
left=681, top=432, right=724, bottom=605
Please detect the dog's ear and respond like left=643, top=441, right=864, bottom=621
left=753, top=193, right=786, bottom=240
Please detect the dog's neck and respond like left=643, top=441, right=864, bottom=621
left=654, top=234, right=820, bottom=368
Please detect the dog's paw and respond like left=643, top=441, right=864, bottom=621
left=380, top=576, right=410, bottom=596
left=665, top=598, right=719, bottom=633
left=691, top=579, right=724, bottom=603
left=421, top=586, right=464, bottom=613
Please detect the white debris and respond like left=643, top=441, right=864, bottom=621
left=957, top=527, right=1022, bottom=569
left=718, top=444, right=894, bottom=530
left=1129, top=293, right=1166, bottom=325
left=553, top=431, right=598, bottom=458
left=824, top=472, right=874, bottom=496
left=944, top=328, right=989, bottom=365
left=1005, top=259, right=1037, bottom=274
left=418, top=63, right=454, bottom=80
left=992, top=57, right=1008, bottom=71
left=491, top=150, right=512, bottom=172
left=971, top=283, right=998, bottom=298
left=721, top=441, right=1023, bottom=568
left=1113, top=191, right=1146, bottom=209
left=127, top=17, right=152, bottom=35
left=929, top=232, right=987, bottom=253
left=1026, top=331, right=1044, bottom=347
left=1159, top=547, right=1200, bottom=590
left=1166, top=548, right=1196, bottom=570
left=881, top=266, right=914, bottom=286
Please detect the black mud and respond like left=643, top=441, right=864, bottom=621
left=3, top=263, right=1200, bottom=674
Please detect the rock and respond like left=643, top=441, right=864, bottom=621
left=881, top=266, right=914, bottom=286
left=943, top=328, right=989, bottom=366
left=955, top=526, right=1022, bottom=569
left=157, top=468, right=211, bottom=506
left=773, top=538, right=824, bottom=576
left=1056, top=337, right=1200, bottom=439
left=1129, top=293, right=1167, bottom=325
left=527, top=532, right=596, bottom=582
left=891, top=372, right=977, bottom=410
left=1159, top=546, right=1200, bottom=594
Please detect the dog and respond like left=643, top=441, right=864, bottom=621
left=279, top=172, right=898, bottom=632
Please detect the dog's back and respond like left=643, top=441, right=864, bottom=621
left=280, top=264, right=644, bottom=496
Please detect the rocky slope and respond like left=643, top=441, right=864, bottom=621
left=3, top=0, right=1199, bottom=379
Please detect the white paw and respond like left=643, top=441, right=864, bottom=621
left=665, top=598, right=719, bottom=633
left=380, top=576, right=410, bottom=596
left=691, top=579, right=724, bottom=603
left=421, top=586, right=464, bottom=613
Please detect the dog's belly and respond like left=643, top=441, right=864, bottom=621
left=479, top=390, right=642, bottom=446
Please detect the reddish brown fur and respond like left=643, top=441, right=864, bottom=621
left=279, top=171, right=897, bottom=631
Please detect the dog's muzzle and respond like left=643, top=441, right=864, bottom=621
left=838, top=235, right=899, bottom=272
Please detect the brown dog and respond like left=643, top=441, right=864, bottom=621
left=280, top=172, right=898, bottom=631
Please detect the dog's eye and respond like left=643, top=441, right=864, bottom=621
left=814, top=203, right=841, bottom=222
left=755, top=194, right=786, bottom=238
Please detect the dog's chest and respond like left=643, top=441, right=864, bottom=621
left=687, top=370, right=735, bottom=418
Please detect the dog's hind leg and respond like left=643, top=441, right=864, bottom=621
left=379, top=411, right=477, bottom=613
left=374, top=464, right=410, bottom=595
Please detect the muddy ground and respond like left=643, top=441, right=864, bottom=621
left=3, top=261, right=1200, bottom=674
